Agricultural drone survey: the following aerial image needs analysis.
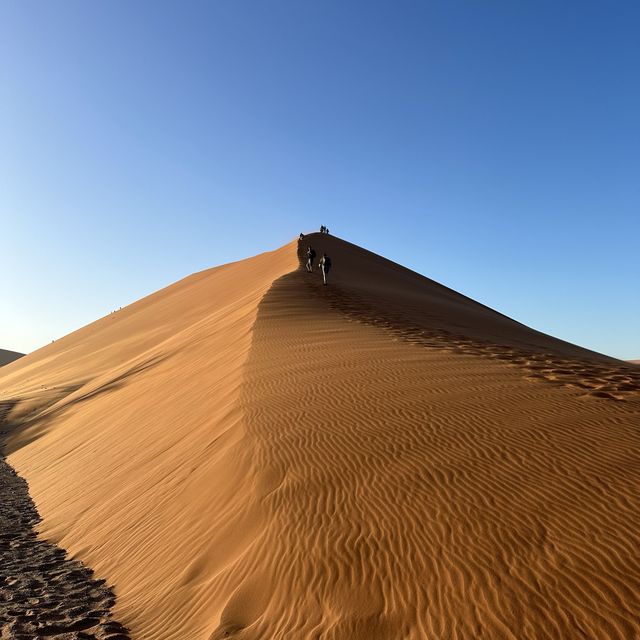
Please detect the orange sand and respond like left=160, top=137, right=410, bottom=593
left=1, top=234, right=638, bottom=639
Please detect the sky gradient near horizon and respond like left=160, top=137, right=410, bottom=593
left=2, top=2, right=639, bottom=360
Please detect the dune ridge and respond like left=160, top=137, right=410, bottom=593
left=1, top=234, right=639, bottom=639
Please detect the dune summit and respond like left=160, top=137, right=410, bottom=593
left=1, top=233, right=639, bottom=639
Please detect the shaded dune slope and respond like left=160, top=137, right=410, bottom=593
left=0, top=349, right=24, bottom=367
left=1, top=234, right=639, bottom=639
left=299, top=234, right=612, bottom=359
left=299, top=234, right=639, bottom=401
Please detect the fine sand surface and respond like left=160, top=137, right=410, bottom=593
left=0, top=349, right=24, bottom=368
left=0, top=402, right=129, bottom=639
left=1, top=233, right=639, bottom=639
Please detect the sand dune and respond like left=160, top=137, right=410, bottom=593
left=0, top=349, right=24, bottom=367
left=1, top=233, right=638, bottom=639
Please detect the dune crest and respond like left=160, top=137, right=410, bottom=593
left=1, top=234, right=638, bottom=639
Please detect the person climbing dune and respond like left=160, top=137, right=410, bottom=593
left=319, top=253, right=332, bottom=285
left=306, top=246, right=316, bottom=272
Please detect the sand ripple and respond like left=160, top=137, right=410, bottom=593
left=211, top=264, right=640, bottom=638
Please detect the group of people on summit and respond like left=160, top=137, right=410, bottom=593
left=299, top=225, right=330, bottom=240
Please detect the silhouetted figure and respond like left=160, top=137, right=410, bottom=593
left=320, top=225, right=325, bottom=233
left=325, top=227, right=330, bottom=234
left=319, top=253, right=332, bottom=285
left=306, top=246, right=317, bottom=272
left=299, top=232, right=305, bottom=240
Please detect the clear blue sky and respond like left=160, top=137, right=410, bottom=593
left=2, top=1, right=638, bottom=360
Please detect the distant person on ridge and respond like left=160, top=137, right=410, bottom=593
left=319, top=253, right=332, bottom=285
left=320, top=225, right=325, bottom=233
left=306, top=246, right=317, bottom=272
left=299, top=232, right=305, bottom=240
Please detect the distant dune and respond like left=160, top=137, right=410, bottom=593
left=630, top=359, right=640, bottom=365
left=0, top=234, right=638, bottom=640
left=0, top=349, right=24, bottom=367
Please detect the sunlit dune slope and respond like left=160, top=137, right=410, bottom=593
left=0, top=349, right=24, bottom=367
left=2, top=233, right=639, bottom=640
left=1, top=240, right=299, bottom=639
